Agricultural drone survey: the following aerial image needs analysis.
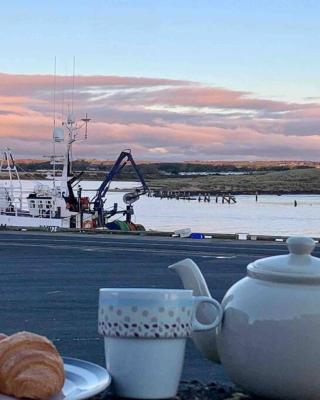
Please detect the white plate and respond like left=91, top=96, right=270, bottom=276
left=0, top=357, right=111, bottom=400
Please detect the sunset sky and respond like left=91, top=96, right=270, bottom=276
left=1, top=0, right=320, bottom=161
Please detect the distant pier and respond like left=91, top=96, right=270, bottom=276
left=151, top=190, right=237, bottom=204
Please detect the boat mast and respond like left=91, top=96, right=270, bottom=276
left=52, top=58, right=90, bottom=195
left=61, top=111, right=90, bottom=176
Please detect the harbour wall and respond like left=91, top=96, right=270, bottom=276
left=1, top=225, right=317, bottom=242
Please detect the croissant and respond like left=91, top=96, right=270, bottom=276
left=0, top=331, right=65, bottom=399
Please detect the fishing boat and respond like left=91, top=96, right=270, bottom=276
left=0, top=113, right=91, bottom=229
left=0, top=111, right=149, bottom=231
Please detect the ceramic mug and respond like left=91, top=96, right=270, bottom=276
left=98, top=288, right=222, bottom=399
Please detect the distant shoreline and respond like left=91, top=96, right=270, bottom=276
left=147, top=191, right=320, bottom=196
left=148, top=168, right=320, bottom=196
left=3, top=168, right=320, bottom=196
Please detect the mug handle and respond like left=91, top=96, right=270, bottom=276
left=191, top=296, right=223, bottom=332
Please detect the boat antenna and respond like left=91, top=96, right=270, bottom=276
left=53, top=56, right=57, bottom=128
left=52, top=56, right=57, bottom=190
left=61, top=63, right=67, bottom=122
left=71, top=56, right=75, bottom=117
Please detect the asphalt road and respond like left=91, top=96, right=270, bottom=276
left=0, top=232, right=315, bottom=384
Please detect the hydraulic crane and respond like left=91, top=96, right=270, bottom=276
left=91, top=149, right=149, bottom=227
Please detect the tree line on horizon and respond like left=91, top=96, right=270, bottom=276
left=14, top=160, right=315, bottom=180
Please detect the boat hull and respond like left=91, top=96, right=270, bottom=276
left=0, top=214, right=70, bottom=228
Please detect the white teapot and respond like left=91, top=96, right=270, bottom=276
left=170, top=237, right=320, bottom=400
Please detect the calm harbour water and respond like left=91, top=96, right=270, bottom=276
left=4, top=180, right=320, bottom=237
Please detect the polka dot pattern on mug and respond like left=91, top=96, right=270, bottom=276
left=98, top=304, right=193, bottom=338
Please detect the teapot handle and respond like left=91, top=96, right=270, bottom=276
left=191, top=296, right=223, bottom=332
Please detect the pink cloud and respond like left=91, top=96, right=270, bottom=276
left=0, top=73, right=189, bottom=97
left=134, top=87, right=295, bottom=111
left=0, top=72, right=319, bottom=160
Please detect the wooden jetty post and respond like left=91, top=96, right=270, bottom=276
left=150, top=189, right=237, bottom=204
left=221, top=194, right=237, bottom=204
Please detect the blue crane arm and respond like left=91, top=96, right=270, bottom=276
left=124, top=152, right=149, bottom=194
left=92, top=150, right=149, bottom=213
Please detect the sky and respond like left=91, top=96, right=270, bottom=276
left=1, top=0, right=320, bottom=161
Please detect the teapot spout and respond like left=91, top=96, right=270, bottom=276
left=169, top=259, right=221, bottom=363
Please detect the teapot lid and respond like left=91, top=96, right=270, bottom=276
left=247, top=236, right=320, bottom=284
